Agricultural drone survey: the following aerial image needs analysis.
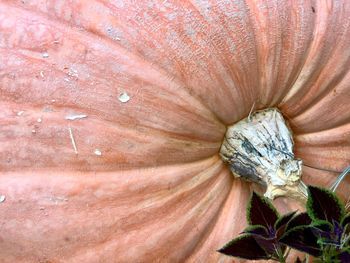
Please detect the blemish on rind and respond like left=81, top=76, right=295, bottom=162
left=94, top=149, right=102, bottom=156
left=37, top=118, right=42, bottom=123
left=0, top=195, right=6, bottom=203
left=17, top=111, right=24, bottom=116
left=65, top=114, right=88, bottom=121
left=42, top=52, right=49, bottom=58
left=118, top=92, right=130, bottom=103
left=68, top=127, right=78, bottom=154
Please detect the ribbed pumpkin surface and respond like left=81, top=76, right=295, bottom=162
left=0, top=1, right=349, bottom=262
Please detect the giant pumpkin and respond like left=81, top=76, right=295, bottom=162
left=0, top=0, right=349, bottom=262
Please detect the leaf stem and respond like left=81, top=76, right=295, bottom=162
left=274, top=245, right=286, bottom=263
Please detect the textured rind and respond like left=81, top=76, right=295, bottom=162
left=0, top=0, right=349, bottom=262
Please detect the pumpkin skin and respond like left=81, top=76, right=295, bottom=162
left=0, top=0, right=350, bottom=262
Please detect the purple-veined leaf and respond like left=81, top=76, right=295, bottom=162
left=306, top=186, right=346, bottom=223
left=275, top=211, right=297, bottom=237
left=247, top=192, right=279, bottom=229
left=254, top=235, right=286, bottom=257
left=280, top=226, right=321, bottom=257
left=242, top=225, right=269, bottom=237
left=285, top=212, right=312, bottom=232
left=218, top=235, right=270, bottom=260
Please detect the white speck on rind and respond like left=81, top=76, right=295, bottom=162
left=40, top=71, right=44, bottom=78
left=32, top=129, right=36, bottom=134
left=64, top=77, right=70, bottom=82
left=51, top=99, right=56, bottom=103
left=68, top=127, right=78, bottom=154
left=17, top=111, right=24, bottom=116
left=37, top=118, right=42, bottom=123
left=118, top=92, right=130, bottom=103
left=94, top=149, right=102, bottom=156
left=65, top=114, right=88, bottom=121
left=68, top=68, right=78, bottom=78
left=0, top=195, right=5, bottom=203
left=42, top=52, right=49, bottom=58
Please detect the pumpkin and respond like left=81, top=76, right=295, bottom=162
left=0, top=0, right=349, bottom=262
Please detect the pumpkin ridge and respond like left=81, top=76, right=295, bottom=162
left=295, top=124, right=350, bottom=173
left=186, top=177, right=250, bottom=262
left=296, top=122, right=350, bottom=141
left=182, top=174, right=234, bottom=261
left=1, top=1, right=349, bottom=262
left=182, top=0, right=258, bottom=118
left=2, top=2, right=225, bottom=126
left=287, top=63, right=350, bottom=121
left=1, top=97, right=224, bottom=142
left=97, top=0, right=237, bottom=125
left=56, top=163, right=231, bottom=262
left=282, top=1, right=350, bottom=116
left=290, top=71, right=350, bottom=133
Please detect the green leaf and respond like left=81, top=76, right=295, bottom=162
left=218, top=235, right=270, bottom=260
left=341, top=213, right=350, bottom=228
left=247, top=192, right=279, bottom=229
left=306, top=186, right=346, bottom=223
left=242, top=225, right=269, bottom=237
left=285, top=212, right=312, bottom=232
left=275, top=211, right=297, bottom=231
left=280, top=226, right=322, bottom=257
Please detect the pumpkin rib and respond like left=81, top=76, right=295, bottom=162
left=0, top=159, right=231, bottom=262
left=1, top=1, right=349, bottom=262
left=0, top=112, right=222, bottom=171
left=0, top=2, right=224, bottom=127
left=289, top=71, right=350, bottom=133
left=189, top=0, right=263, bottom=122
left=98, top=0, right=241, bottom=124
left=67, top=171, right=231, bottom=263
left=282, top=1, right=350, bottom=117
left=295, top=122, right=350, bottom=173
left=0, top=157, right=227, bottom=261
left=186, top=177, right=251, bottom=262
left=285, top=59, right=350, bottom=125
left=31, top=0, right=254, bottom=125
left=140, top=0, right=257, bottom=123
left=1, top=80, right=225, bottom=142
left=296, top=144, right=350, bottom=174
left=295, top=122, right=350, bottom=143
left=184, top=0, right=258, bottom=120
left=246, top=0, right=316, bottom=108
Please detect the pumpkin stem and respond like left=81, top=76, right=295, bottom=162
left=220, top=108, right=307, bottom=204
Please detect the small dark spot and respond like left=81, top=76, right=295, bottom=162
left=312, top=6, right=315, bottom=13
left=64, top=236, right=70, bottom=242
